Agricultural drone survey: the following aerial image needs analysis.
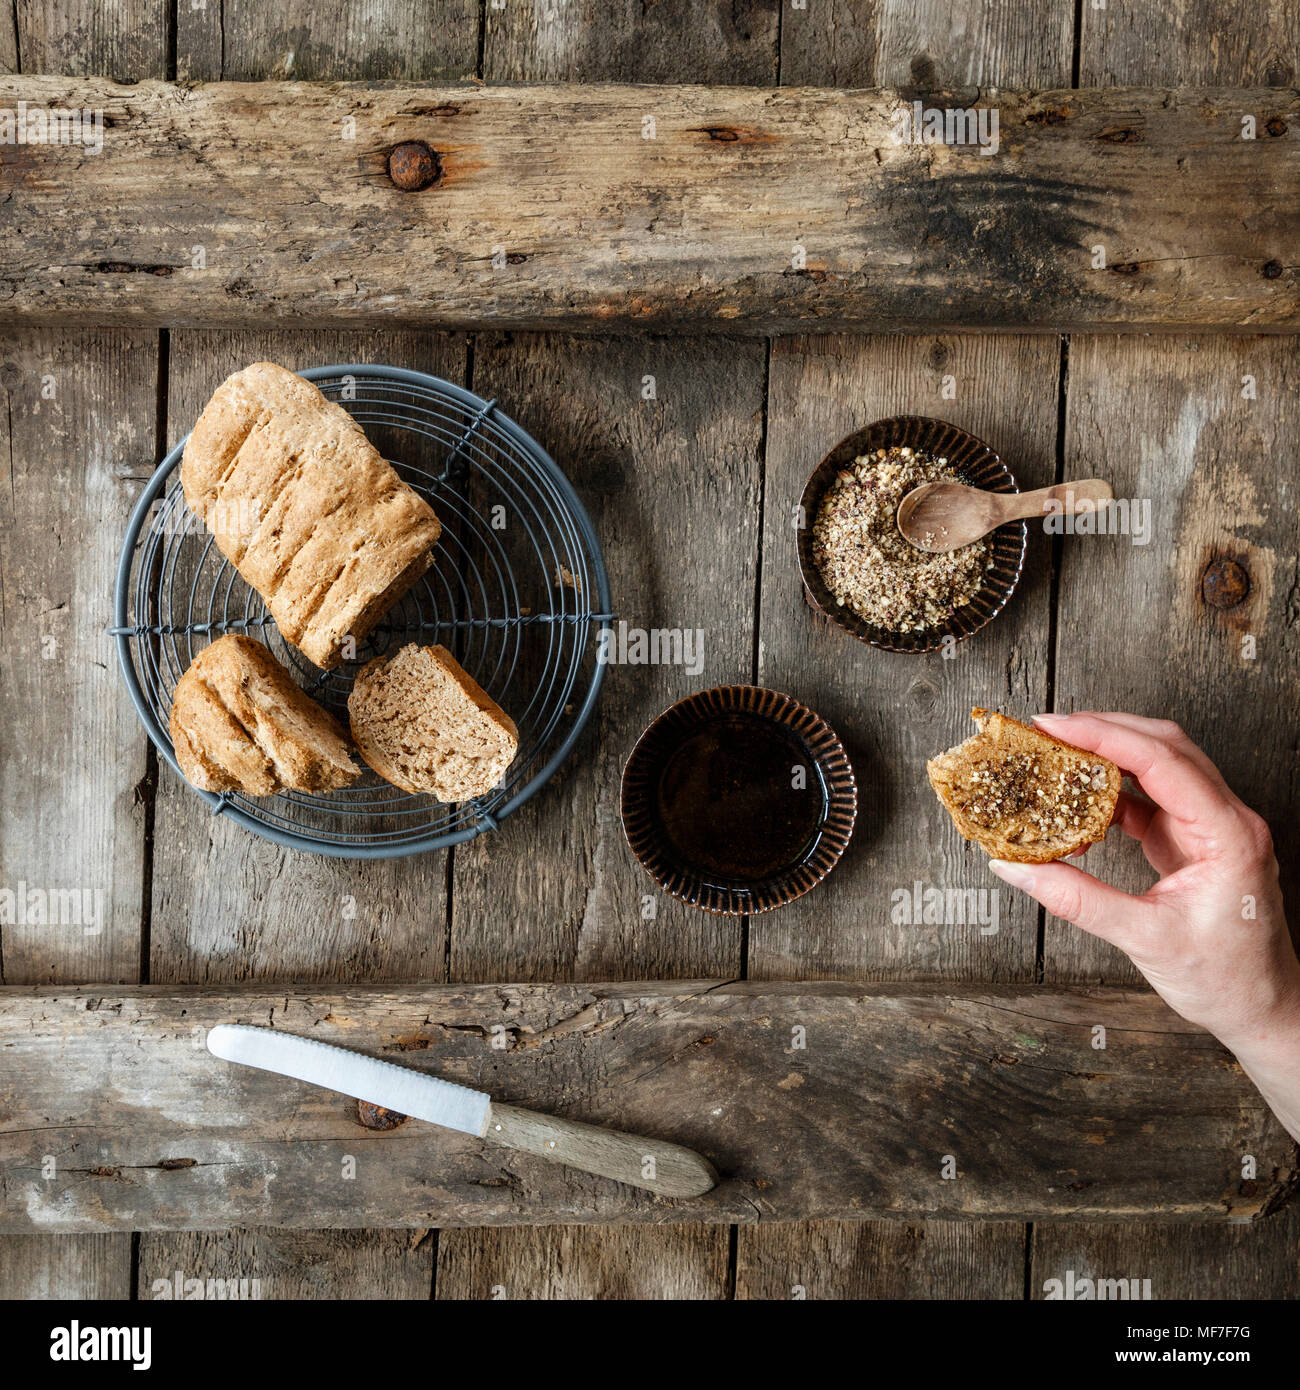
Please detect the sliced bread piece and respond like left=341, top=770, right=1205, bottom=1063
left=169, top=634, right=359, bottom=796
left=348, top=644, right=518, bottom=801
left=926, top=708, right=1120, bottom=863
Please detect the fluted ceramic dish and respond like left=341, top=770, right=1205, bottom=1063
left=620, top=685, right=857, bottom=916
left=796, top=416, right=1026, bottom=654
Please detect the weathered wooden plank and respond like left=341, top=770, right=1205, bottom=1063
left=752, top=332, right=1060, bottom=980
left=436, top=1224, right=728, bottom=1298
left=449, top=333, right=761, bottom=982
left=485, top=1, right=778, bottom=83
left=1080, top=1, right=1299, bottom=86
left=1050, top=0, right=1300, bottom=1304
left=456, top=22, right=766, bottom=1301
left=2, top=78, right=1296, bottom=333
left=0, top=329, right=154, bottom=983
left=136, top=1229, right=434, bottom=1299
left=1, top=7, right=18, bottom=75
left=736, top=1218, right=1025, bottom=1298
left=177, top=0, right=480, bottom=83
left=0, top=1234, right=131, bottom=1298
left=146, top=330, right=466, bottom=984
left=874, top=0, right=1074, bottom=88
left=1, top=981, right=1292, bottom=1231
left=1031, top=1206, right=1300, bottom=1298
left=782, top=0, right=1075, bottom=89
left=12, top=0, right=168, bottom=79
left=1047, top=334, right=1300, bottom=985
left=0, top=0, right=166, bottom=1310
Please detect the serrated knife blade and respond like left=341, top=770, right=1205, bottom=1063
left=205, top=1022, right=718, bottom=1199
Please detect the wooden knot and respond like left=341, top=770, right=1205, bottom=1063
left=1201, top=556, right=1250, bottom=609
left=1262, top=260, right=1284, bottom=280
left=387, top=142, right=442, bottom=192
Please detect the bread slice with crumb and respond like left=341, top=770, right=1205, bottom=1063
left=926, top=708, right=1120, bottom=863
left=169, top=634, right=359, bottom=796
left=348, top=643, right=518, bottom=801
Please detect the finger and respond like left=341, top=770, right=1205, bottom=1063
left=1111, top=788, right=1156, bottom=841
left=988, top=858, right=1149, bottom=946
left=1029, top=712, right=1227, bottom=828
left=1058, top=711, right=1229, bottom=791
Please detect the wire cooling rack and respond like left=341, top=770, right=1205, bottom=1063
left=112, top=365, right=613, bottom=859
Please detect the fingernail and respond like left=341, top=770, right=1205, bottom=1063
left=989, top=859, right=1035, bottom=889
left=1032, top=712, right=1067, bottom=726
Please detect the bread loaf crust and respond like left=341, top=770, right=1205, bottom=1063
left=181, top=363, right=441, bottom=669
left=927, top=708, right=1121, bottom=863
left=169, top=634, right=360, bottom=796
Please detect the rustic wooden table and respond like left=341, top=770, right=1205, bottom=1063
left=2, top=1, right=1298, bottom=1299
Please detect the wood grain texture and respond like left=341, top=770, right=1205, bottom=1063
left=1080, top=1, right=1299, bottom=87
left=751, top=333, right=1060, bottom=981
left=485, top=1, right=778, bottom=83
left=136, top=1228, right=434, bottom=1299
left=1031, top=1206, right=1300, bottom=1298
left=448, top=333, right=761, bottom=983
left=872, top=0, right=1074, bottom=88
left=0, top=329, right=154, bottom=984
left=2, top=78, right=1297, bottom=333
left=178, top=0, right=480, bottom=82
left=1046, top=335, right=1299, bottom=985
left=148, top=329, right=465, bottom=985
left=12, top=0, right=167, bottom=79
left=436, top=1222, right=728, bottom=1298
left=1, top=981, right=1293, bottom=1231
left=736, top=1218, right=1025, bottom=1298
left=0, top=1233, right=131, bottom=1298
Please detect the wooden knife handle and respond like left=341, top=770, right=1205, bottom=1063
left=485, top=1102, right=718, bottom=1198
left=1014, top=478, right=1115, bottom=518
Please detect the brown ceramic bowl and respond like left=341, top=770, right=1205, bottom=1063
left=796, top=416, right=1027, bottom=654
left=620, top=686, right=857, bottom=916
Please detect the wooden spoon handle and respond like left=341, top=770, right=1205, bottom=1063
left=1006, top=479, right=1114, bottom=520
left=485, top=1102, right=719, bottom=1198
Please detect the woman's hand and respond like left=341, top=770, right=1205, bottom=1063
left=986, top=713, right=1300, bottom=1080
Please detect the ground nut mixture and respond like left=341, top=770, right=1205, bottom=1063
left=811, top=447, right=993, bottom=632
left=962, top=754, right=1113, bottom=836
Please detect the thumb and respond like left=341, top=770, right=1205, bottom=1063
left=988, top=858, right=1144, bottom=946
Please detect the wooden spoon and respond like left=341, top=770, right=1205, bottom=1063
left=897, top=479, right=1115, bottom=553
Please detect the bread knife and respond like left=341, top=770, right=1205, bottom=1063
left=207, top=1023, right=717, bottom=1199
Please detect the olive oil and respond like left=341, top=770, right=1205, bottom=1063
left=653, top=713, right=825, bottom=884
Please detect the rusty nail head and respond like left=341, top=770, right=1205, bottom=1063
left=388, top=141, right=441, bottom=191
left=1265, top=116, right=1288, bottom=137
left=1201, top=557, right=1250, bottom=609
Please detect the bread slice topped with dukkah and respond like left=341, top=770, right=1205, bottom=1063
left=181, top=363, right=442, bottom=670
left=169, top=634, right=360, bottom=796
left=348, top=644, right=519, bottom=801
left=926, top=708, right=1121, bottom=863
